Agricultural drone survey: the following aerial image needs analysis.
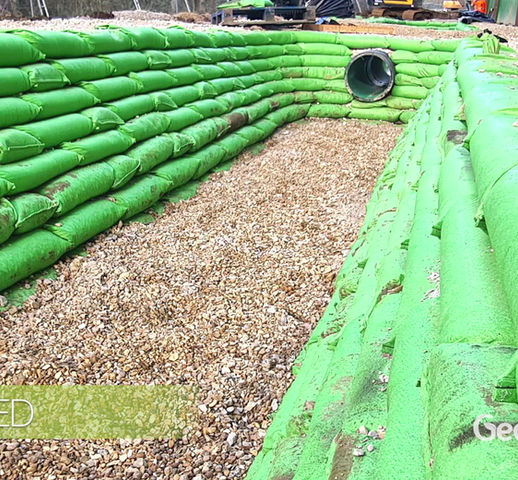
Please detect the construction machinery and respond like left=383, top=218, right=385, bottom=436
left=354, top=0, right=463, bottom=20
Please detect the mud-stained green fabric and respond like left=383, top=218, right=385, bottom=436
left=10, top=192, right=57, bottom=235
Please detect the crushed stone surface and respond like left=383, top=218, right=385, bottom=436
left=0, top=118, right=401, bottom=479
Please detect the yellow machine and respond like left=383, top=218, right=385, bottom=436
left=371, top=0, right=461, bottom=19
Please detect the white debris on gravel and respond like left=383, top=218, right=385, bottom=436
left=0, top=118, right=401, bottom=479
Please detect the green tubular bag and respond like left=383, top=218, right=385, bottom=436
left=167, top=66, right=204, bottom=86
left=349, top=107, right=402, bottom=122
left=181, top=118, right=225, bottom=151
left=336, top=34, right=389, bottom=49
left=163, top=49, right=196, bottom=67
left=0, top=199, right=16, bottom=244
left=0, top=98, right=41, bottom=129
left=235, top=125, right=267, bottom=144
left=0, top=129, right=44, bottom=164
left=0, top=68, right=31, bottom=96
left=111, top=174, right=172, bottom=219
left=399, top=110, right=416, bottom=123
left=195, top=64, right=226, bottom=80
left=100, top=51, right=149, bottom=75
left=247, top=45, right=284, bottom=59
left=265, top=104, right=310, bottom=125
left=15, top=114, right=93, bottom=149
left=216, top=134, right=250, bottom=161
left=150, top=92, right=177, bottom=112
left=391, top=85, right=429, bottom=100
left=253, top=118, right=277, bottom=137
left=224, top=110, right=249, bottom=132
left=386, top=96, right=421, bottom=109
left=75, top=29, right=134, bottom=54
left=0, top=149, right=80, bottom=194
left=301, top=55, right=350, bottom=68
left=416, top=51, right=453, bottom=65
left=188, top=99, right=230, bottom=118
left=22, top=88, right=100, bottom=120
left=81, top=107, right=124, bottom=133
left=229, top=48, right=251, bottom=61
left=144, top=50, right=172, bottom=69
left=127, top=134, right=176, bottom=174
left=285, top=42, right=350, bottom=56
left=387, top=37, right=433, bottom=53
left=0, top=178, right=15, bottom=197
left=0, top=33, right=44, bottom=67
left=254, top=70, right=283, bottom=82
left=431, top=38, right=459, bottom=52
left=303, top=66, right=345, bottom=80
left=100, top=26, right=167, bottom=50
left=244, top=99, right=272, bottom=122
left=153, top=156, right=199, bottom=187
left=292, top=91, right=313, bottom=104
left=307, top=104, right=350, bottom=118
left=390, top=50, right=417, bottom=64
left=187, top=30, right=215, bottom=48
left=22, top=63, right=70, bottom=92
left=119, top=113, right=170, bottom=143
left=10, top=193, right=57, bottom=234
left=289, top=78, right=326, bottom=91
left=314, top=91, right=353, bottom=104
left=242, top=31, right=270, bottom=46
left=105, top=155, right=140, bottom=189
left=279, top=67, right=304, bottom=78
left=39, top=162, right=115, bottom=216
left=62, top=130, right=135, bottom=166
left=163, top=85, right=201, bottom=106
left=161, top=28, right=195, bottom=49
left=196, top=81, right=219, bottom=99
left=208, top=77, right=237, bottom=95
left=46, top=198, right=127, bottom=247
left=192, top=144, right=227, bottom=178
left=129, top=70, right=176, bottom=93
left=268, top=56, right=303, bottom=68
left=245, top=59, right=271, bottom=71
left=219, top=91, right=246, bottom=110
left=0, top=230, right=70, bottom=291
left=105, top=95, right=156, bottom=122
left=51, top=57, right=115, bottom=84
left=12, top=30, right=93, bottom=58
left=165, top=107, right=204, bottom=132
left=218, top=61, right=244, bottom=77
left=81, top=77, right=143, bottom=102
left=324, top=79, right=350, bottom=93
left=210, top=30, right=236, bottom=48
left=395, top=62, right=440, bottom=78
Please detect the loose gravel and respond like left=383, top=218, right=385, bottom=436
left=0, top=118, right=401, bottom=479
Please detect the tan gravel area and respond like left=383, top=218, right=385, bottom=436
left=0, top=118, right=401, bottom=479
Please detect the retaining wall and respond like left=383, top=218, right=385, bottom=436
left=0, top=27, right=456, bottom=292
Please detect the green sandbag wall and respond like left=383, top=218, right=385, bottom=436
left=247, top=36, right=518, bottom=479
left=0, top=27, right=457, bottom=292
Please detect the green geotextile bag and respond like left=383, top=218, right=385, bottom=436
left=395, top=62, right=443, bottom=78
left=281, top=66, right=345, bottom=80
left=167, top=66, right=203, bottom=86
left=0, top=68, right=31, bottom=96
left=22, top=88, right=100, bottom=120
left=323, top=79, right=350, bottom=93
left=207, top=77, right=238, bottom=95
left=81, top=77, right=143, bottom=102
left=253, top=118, right=277, bottom=137
left=153, top=156, right=199, bottom=187
left=129, top=70, right=176, bottom=93
left=127, top=133, right=191, bottom=174
left=39, top=162, right=115, bottom=216
left=391, top=85, right=429, bottom=100
left=162, top=49, right=195, bottom=67
left=314, top=91, right=353, bottom=104
left=164, top=107, right=204, bottom=131
left=99, top=26, right=168, bottom=50
left=0, top=33, right=44, bottom=67
left=150, top=91, right=177, bottom=111
left=100, top=51, right=148, bottom=75
left=75, top=29, right=135, bottom=54
left=246, top=59, right=271, bottom=71
left=0, top=129, right=44, bottom=164
left=301, top=55, right=351, bottom=68
left=192, top=144, right=227, bottom=178
left=188, top=98, right=230, bottom=118
left=216, top=133, right=250, bottom=161
left=350, top=96, right=420, bottom=110
left=163, top=85, right=201, bottom=106
left=267, top=56, right=302, bottom=68
left=349, top=107, right=402, bottom=122
left=181, top=118, right=228, bottom=151
left=0, top=230, right=70, bottom=291
left=119, top=112, right=170, bottom=142
left=46, top=198, right=127, bottom=246
left=111, top=174, right=172, bottom=219
left=292, top=91, right=314, bottom=104
left=284, top=42, right=351, bottom=56
left=10, top=193, right=57, bottom=234
left=307, top=104, right=350, bottom=118
left=105, top=95, right=156, bottom=121
left=144, top=50, right=172, bottom=69
left=51, top=57, right=115, bottom=83
left=247, top=45, right=284, bottom=59
left=219, top=91, right=246, bottom=110
left=265, top=104, right=310, bottom=125
left=288, top=78, right=326, bottom=91
left=81, top=107, right=124, bottom=132
left=235, top=125, right=266, bottom=144
left=105, top=155, right=140, bottom=189
left=0, top=149, right=80, bottom=194
left=395, top=74, right=439, bottom=89
left=0, top=98, right=41, bottom=129
left=22, top=63, right=70, bottom=92
left=218, top=61, right=245, bottom=77
left=196, top=81, right=218, bottom=98
left=186, top=30, right=215, bottom=48
left=161, top=28, right=195, bottom=49
left=223, top=109, right=248, bottom=131
left=399, top=110, right=416, bottom=124
left=0, top=199, right=16, bottom=244
left=0, top=178, right=15, bottom=197
left=62, top=130, right=135, bottom=166
left=195, top=64, right=226, bottom=81
left=16, top=113, right=93, bottom=149
left=254, top=70, right=283, bottom=83
left=387, top=37, right=433, bottom=53
left=12, top=30, right=93, bottom=58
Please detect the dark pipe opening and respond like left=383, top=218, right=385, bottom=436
left=346, top=50, right=395, bottom=103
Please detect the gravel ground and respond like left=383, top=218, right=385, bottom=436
left=0, top=118, right=401, bottom=479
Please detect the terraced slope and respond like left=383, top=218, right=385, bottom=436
left=0, top=27, right=456, bottom=292
left=248, top=36, right=518, bottom=480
